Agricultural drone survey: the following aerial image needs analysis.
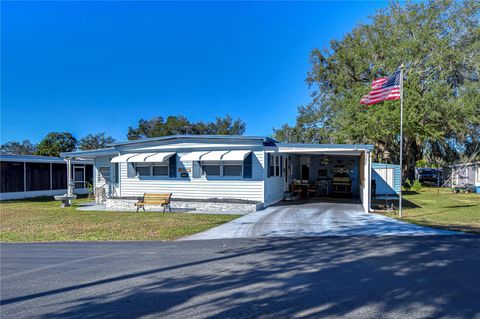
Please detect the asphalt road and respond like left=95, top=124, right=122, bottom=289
left=2, top=236, right=479, bottom=319
left=185, top=201, right=457, bottom=240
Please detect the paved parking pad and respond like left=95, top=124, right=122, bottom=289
left=184, top=201, right=458, bottom=240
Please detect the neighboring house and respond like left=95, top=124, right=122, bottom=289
left=443, top=162, right=480, bottom=193
left=0, top=155, right=93, bottom=200
left=61, top=135, right=375, bottom=213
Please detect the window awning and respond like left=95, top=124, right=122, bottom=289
left=111, top=152, right=175, bottom=163
left=126, top=153, right=157, bottom=162
left=222, top=150, right=252, bottom=161
left=180, top=150, right=252, bottom=162
left=111, top=153, right=140, bottom=163
left=180, top=151, right=209, bottom=161
left=200, top=151, right=229, bottom=161
left=142, top=152, right=175, bottom=163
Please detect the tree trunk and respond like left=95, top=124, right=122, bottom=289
left=403, top=136, right=422, bottom=182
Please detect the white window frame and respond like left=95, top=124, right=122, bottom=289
left=269, top=155, right=282, bottom=177
left=477, top=165, right=480, bottom=182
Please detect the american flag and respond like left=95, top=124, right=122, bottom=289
left=360, top=69, right=401, bottom=106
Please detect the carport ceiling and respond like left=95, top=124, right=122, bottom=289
left=272, top=149, right=365, bottom=156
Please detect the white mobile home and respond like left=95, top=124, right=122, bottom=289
left=444, top=162, right=480, bottom=193
left=62, top=135, right=374, bottom=212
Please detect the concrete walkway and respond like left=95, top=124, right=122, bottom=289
left=184, top=201, right=458, bottom=240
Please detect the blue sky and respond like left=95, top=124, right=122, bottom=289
left=1, top=1, right=388, bottom=143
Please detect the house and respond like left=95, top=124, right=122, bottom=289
left=443, top=162, right=480, bottom=193
left=61, top=135, right=375, bottom=213
left=0, top=155, right=93, bottom=200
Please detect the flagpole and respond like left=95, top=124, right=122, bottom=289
left=399, top=64, right=404, bottom=218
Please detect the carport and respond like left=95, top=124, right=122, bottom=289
left=267, top=143, right=373, bottom=213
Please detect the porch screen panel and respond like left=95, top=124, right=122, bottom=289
left=51, top=163, right=67, bottom=190
left=85, top=165, right=93, bottom=185
left=1, top=161, right=25, bottom=193
left=26, top=162, right=51, bottom=191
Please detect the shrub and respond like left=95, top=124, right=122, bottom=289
left=403, top=178, right=412, bottom=191
left=411, top=179, right=422, bottom=192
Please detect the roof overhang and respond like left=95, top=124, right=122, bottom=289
left=270, top=143, right=374, bottom=155
left=109, top=135, right=277, bottom=147
left=60, top=147, right=118, bottom=159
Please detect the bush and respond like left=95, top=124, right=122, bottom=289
left=403, top=179, right=422, bottom=192
left=411, top=179, right=422, bottom=192
left=403, top=179, right=412, bottom=191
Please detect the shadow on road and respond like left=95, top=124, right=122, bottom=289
left=1, top=236, right=480, bottom=318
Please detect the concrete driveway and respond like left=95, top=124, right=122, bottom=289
left=2, top=237, right=479, bottom=319
left=185, top=200, right=457, bottom=240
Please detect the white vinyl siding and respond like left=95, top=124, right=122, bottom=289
left=264, top=175, right=284, bottom=205
left=117, top=151, right=265, bottom=202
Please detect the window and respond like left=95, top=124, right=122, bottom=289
left=275, top=156, right=280, bottom=176
left=135, top=165, right=150, bottom=177
left=268, top=154, right=282, bottom=177
left=193, top=154, right=254, bottom=179
left=477, top=166, right=480, bottom=182
left=98, top=167, right=110, bottom=182
left=202, top=164, right=221, bottom=176
left=223, top=164, right=242, bottom=177
left=153, top=164, right=168, bottom=176
left=133, top=163, right=170, bottom=177
left=114, top=163, right=120, bottom=184
left=269, top=155, right=275, bottom=177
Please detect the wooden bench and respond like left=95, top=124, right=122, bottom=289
left=135, top=193, right=172, bottom=213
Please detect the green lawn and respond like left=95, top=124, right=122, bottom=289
left=0, top=197, right=240, bottom=242
left=374, top=187, right=480, bottom=234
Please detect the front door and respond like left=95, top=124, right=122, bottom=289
left=74, top=166, right=85, bottom=189
left=301, top=165, right=309, bottom=182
